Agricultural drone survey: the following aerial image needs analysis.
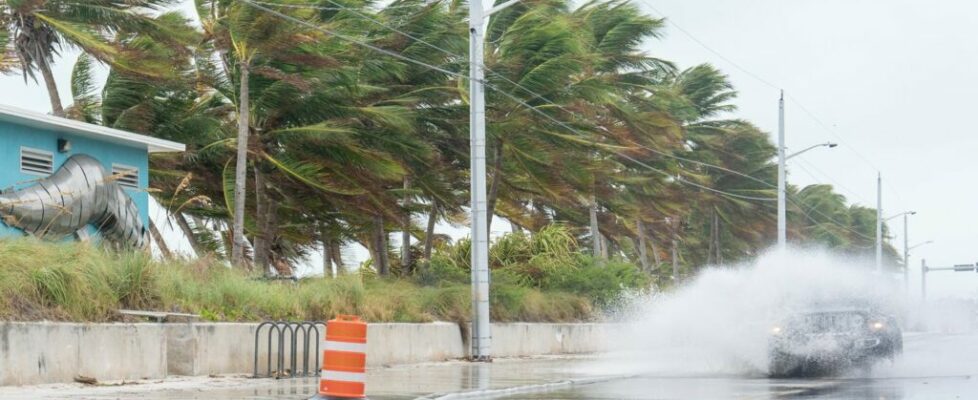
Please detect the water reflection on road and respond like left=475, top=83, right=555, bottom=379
left=505, top=375, right=977, bottom=400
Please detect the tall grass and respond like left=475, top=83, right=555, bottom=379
left=0, top=238, right=597, bottom=323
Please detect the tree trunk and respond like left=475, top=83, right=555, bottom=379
left=264, top=197, right=279, bottom=275
left=649, top=232, right=662, bottom=267
left=671, top=238, right=679, bottom=281
left=38, top=58, right=64, bottom=117
left=670, top=217, right=679, bottom=281
left=320, top=223, right=333, bottom=278
left=486, top=139, right=504, bottom=233
left=175, top=213, right=206, bottom=257
left=330, top=240, right=343, bottom=274
left=148, top=219, right=172, bottom=259
left=401, top=177, right=412, bottom=272
left=423, top=202, right=438, bottom=264
left=253, top=167, right=268, bottom=270
left=637, top=218, right=650, bottom=272
left=231, top=62, right=250, bottom=266
left=707, top=210, right=716, bottom=265
left=589, top=195, right=603, bottom=260
left=714, top=209, right=722, bottom=265
left=372, top=214, right=389, bottom=276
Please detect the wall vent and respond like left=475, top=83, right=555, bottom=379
left=111, top=164, right=139, bottom=188
left=20, top=147, right=53, bottom=175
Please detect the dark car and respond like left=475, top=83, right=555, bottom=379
left=768, top=307, right=903, bottom=377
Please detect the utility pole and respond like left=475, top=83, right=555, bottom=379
left=775, top=92, right=836, bottom=252
left=887, top=211, right=918, bottom=292
left=777, top=91, right=787, bottom=251
left=468, top=0, right=491, bottom=362
left=903, top=213, right=909, bottom=293
left=920, top=259, right=926, bottom=302
left=468, top=0, right=521, bottom=362
left=875, top=173, right=883, bottom=272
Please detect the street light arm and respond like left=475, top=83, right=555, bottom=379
left=886, top=210, right=916, bottom=221
left=908, top=240, right=934, bottom=251
left=785, top=142, right=838, bottom=160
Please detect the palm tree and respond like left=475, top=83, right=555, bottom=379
left=0, top=0, right=192, bottom=116
left=661, top=65, right=778, bottom=265
left=196, top=0, right=328, bottom=266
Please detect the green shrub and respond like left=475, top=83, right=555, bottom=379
left=415, top=254, right=470, bottom=285
left=0, top=238, right=596, bottom=323
left=416, top=224, right=652, bottom=310
left=542, top=258, right=650, bottom=307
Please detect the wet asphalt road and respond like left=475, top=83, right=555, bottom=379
left=504, top=332, right=978, bottom=400
left=3, top=333, right=975, bottom=400
left=505, top=374, right=978, bottom=400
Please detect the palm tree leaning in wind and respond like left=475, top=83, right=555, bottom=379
left=0, top=0, right=187, bottom=117
left=666, top=65, right=778, bottom=265
left=198, top=0, right=322, bottom=266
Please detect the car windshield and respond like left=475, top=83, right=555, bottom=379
left=788, top=312, right=867, bottom=333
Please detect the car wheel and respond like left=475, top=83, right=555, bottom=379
left=769, top=351, right=798, bottom=378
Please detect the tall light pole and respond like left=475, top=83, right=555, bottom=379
left=903, top=213, right=908, bottom=288
left=777, top=92, right=786, bottom=250
left=468, top=0, right=521, bottom=362
left=876, top=173, right=883, bottom=272
left=886, top=211, right=917, bottom=291
left=908, top=240, right=933, bottom=295
left=775, top=91, right=836, bottom=250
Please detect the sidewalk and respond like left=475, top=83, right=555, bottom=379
left=0, top=356, right=606, bottom=400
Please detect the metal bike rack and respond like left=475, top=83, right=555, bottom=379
left=253, top=321, right=325, bottom=378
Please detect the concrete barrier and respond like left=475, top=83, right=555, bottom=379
left=0, top=323, right=166, bottom=386
left=367, top=322, right=466, bottom=366
left=0, top=321, right=606, bottom=386
left=490, top=323, right=607, bottom=357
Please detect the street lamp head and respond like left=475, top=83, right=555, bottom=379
left=827, top=143, right=838, bottom=148
left=910, top=211, right=917, bottom=215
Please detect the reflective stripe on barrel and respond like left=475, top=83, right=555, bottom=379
left=320, top=315, right=367, bottom=399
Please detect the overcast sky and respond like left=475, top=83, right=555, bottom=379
left=0, top=0, right=974, bottom=300
left=639, top=0, right=978, bottom=300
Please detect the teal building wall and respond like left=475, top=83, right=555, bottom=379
left=0, top=120, right=149, bottom=238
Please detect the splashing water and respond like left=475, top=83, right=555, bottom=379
left=599, top=248, right=908, bottom=377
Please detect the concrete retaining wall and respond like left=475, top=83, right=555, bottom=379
left=0, top=321, right=606, bottom=386
left=491, top=323, right=607, bottom=357
left=0, top=323, right=166, bottom=386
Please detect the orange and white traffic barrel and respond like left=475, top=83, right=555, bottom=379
left=317, top=315, right=367, bottom=399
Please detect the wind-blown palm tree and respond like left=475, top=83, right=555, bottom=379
left=0, top=0, right=193, bottom=116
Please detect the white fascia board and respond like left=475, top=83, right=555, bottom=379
left=0, top=103, right=185, bottom=153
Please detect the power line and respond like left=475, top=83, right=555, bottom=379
left=250, top=0, right=422, bottom=11
left=308, top=0, right=791, bottom=203
left=244, top=0, right=467, bottom=79
left=315, top=0, right=581, bottom=116
left=793, top=156, right=871, bottom=205
left=243, top=0, right=879, bottom=240
left=243, top=0, right=776, bottom=203
left=782, top=94, right=881, bottom=172
left=638, top=0, right=895, bottom=191
left=636, top=0, right=781, bottom=91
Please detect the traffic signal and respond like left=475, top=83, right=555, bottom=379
left=953, top=263, right=976, bottom=272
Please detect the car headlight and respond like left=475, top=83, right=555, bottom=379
left=870, top=321, right=885, bottom=331
left=771, top=326, right=783, bottom=335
